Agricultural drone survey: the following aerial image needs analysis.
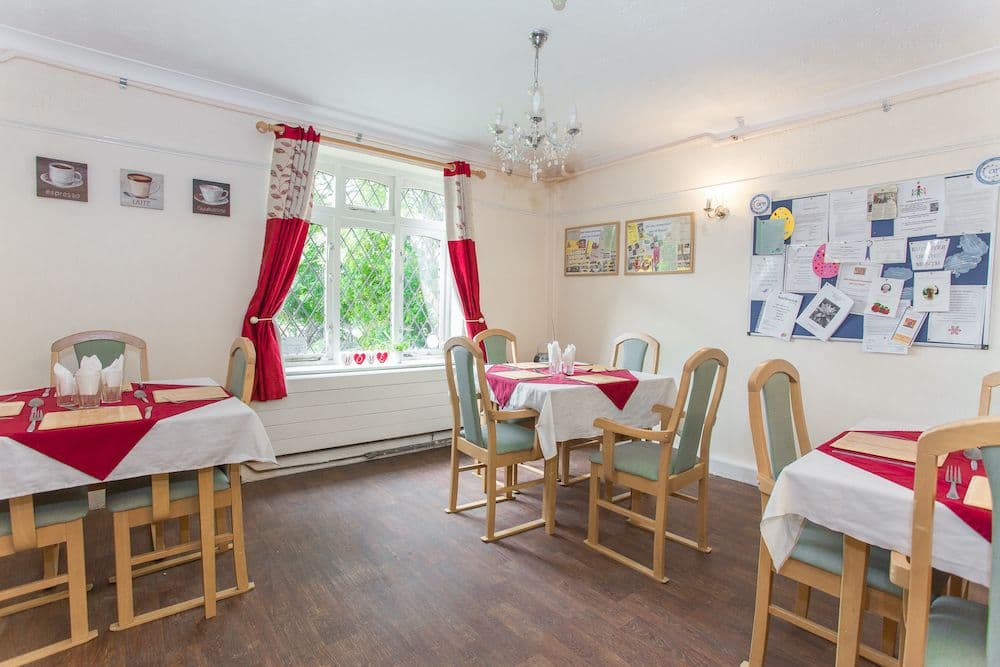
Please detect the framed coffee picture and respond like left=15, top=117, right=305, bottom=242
left=192, top=178, right=230, bottom=217
left=36, top=156, right=88, bottom=202
left=120, top=169, right=164, bottom=210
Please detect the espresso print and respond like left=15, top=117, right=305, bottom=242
left=192, top=178, right=231, bottom=217
left=120, top=169, right=164, bottom=210
left=36, top=156, right=88, bottom=202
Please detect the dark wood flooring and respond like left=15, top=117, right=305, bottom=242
left=1, top=447, right=887, bottom=666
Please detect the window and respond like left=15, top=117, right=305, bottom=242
left=276, top=153, right=453, bottom=367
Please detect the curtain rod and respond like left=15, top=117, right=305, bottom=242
left=255, top=121, right=486, bottom=179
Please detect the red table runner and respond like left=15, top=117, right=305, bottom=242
left=486, top=365, right=639, bottom=410
left=818, top=430, right=992, bottom=541
left=0, top=384, right=232, bottom=480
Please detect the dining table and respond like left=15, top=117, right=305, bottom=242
left=484, top=362, right=678, bottom=460
left=761, top=418, right=992, bottom=666
left=0, top=376, right=277, bottom=619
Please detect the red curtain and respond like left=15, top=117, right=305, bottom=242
left=241, top=125, right=320, bottom=401
left=444, top=161, right=487, bottom=337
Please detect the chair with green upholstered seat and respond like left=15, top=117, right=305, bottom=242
left=105, top=337, right=257, bottom=631
left=744, top=359, right=904, bottom=666
left=472, top=328, right=519, bottom=364
left=585, top=347, right=728, bottom=582
left=443, top=336, right=557, bottom=542
left=611, top=332, right=660, bottom=373
left=0, top=488, right=96, bottom=663
left=50, top=330, right=149, bottom=387
left=902, top=417, right=1000, bottom=666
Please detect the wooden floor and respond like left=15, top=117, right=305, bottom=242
left=1, top=447, right=887, bottom=666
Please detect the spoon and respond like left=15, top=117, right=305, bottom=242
left=27, top=397, right=44, bottom=431
left=134, top=389, right=149, bottom=404
left=964, top=448, right=982, bottom=472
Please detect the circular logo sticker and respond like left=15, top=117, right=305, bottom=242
left=749, top=193, right=772, bottom=216
left=770, top=206, right=795, bottom=240
left=975, top=157, right=1000, bottom=186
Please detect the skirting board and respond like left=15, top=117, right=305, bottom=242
left=708, top=454, right=758, bottom=486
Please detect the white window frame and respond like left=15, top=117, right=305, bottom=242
left=282, top=154, right=454, bottom=370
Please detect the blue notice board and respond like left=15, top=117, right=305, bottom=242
left=747, top=172, right=998, bottom=349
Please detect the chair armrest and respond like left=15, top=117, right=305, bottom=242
left=592, top=417, right=671, bottom=442
left=494, top=408, right=539, bottom=422
left=889, top=551, right=910, bottom=590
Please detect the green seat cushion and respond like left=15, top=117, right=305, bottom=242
left=0, top=487, right=89, bottom=536
left=789, top=522, right=901, bottom=596
left=460, top=422, right=536, bottom=455
left=105, top=469, right=230, bottom=513
left=590, top=440, right=662, bottom=481
left=925, top=596, right=987, bottom=666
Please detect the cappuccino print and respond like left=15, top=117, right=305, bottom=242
left=192, top=178, right=231, bottom=217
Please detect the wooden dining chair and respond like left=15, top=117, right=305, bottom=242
left=585, top=347, right=727, bottom=582
left=902, top=417, right=998, bottom=666
left=104, top=337, right=256, bottom=631
left=611, top=332, right=660, bottom=373
left=50, top=330, right=150, bottom=386
left=744, top=359, right=903, bottom=667
left=473, top=328, right=519, bottom=364
left=0, top=488, right=97, bottom=664
left=978, top=370, right=1000, bottom=415
left=443, top=336, right=557, bottom=542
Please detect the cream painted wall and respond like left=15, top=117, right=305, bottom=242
left=552, top=80, right=1000, bottom=481
left=0, top=59, right=550, bottom=451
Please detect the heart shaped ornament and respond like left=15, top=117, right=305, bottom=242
left=354, top=352, right=366, bottom=365
left=376, top=351, right=389, bottom=363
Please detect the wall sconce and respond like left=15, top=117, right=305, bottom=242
left=703, top=196, right=729, bottom=220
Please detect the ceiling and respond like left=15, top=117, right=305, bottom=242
left=2, top=0, right=999, bottom=173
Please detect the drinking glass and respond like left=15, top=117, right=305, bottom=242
left=101, top=382, right=123, bottom=404
left=76, top=369, right=101, bottom=409
left=56, top=378, right=79, bottom=408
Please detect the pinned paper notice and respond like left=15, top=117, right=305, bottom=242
left=869, top=236, right=907, bottom=264
left=890, top=307, right=928, bottom=347
left=756, top=291, right=802, bottom=341
left=909, top=238, right=950, bottom=271
left=864, top=277, right=904, bottom=318
left=824, top=240, right=869, bottom=263
left=796, top=284, right=853, bottom=341
left=913, top=270, right=951, bottom=312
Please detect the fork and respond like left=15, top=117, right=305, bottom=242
left=945, top=464, right=962, bottom=501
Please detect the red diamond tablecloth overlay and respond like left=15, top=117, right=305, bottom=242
left=486, top=365, right=639, bottom=411
left=0, top=384, right=232, bottom=480
left=818, top=430, right=992, bottom=541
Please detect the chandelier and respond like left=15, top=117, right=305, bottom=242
left=489, top=29, right=581, bottom=182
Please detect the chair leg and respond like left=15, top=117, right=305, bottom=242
left=178, top=516, right=191, bottom=543
left=482, top=463, right=497, bottom=542
left=43, top=544, right=60, bottom=578
left=881, top=618, right=899, bottom=657
left=794, top=583, right=812, bottom=618
left=696, top=474, right=710, bottom=551
left=229, top=465, right=252, bottom=593
left=505, top=465, right=515, bottom=500
left=150, top=522, right=166, bottom=551
left=65, top=519, right=93, bottom=643
left=511, top=464, right=520, bottom=494
left=586, top=463, right=600, bottom=546
left=446, top=445, right=460, bottom=513
left=630, top=490, right=642, bottom=514
left=543, top=456, right=557, bottom=534
left=651, top=490, right=668, bottom=582
left=747, top=539, right=775, bottom=666
left=111, top=512, right=135, bottom=630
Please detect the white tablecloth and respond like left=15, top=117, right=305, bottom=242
left=0, top=377, right=277, bottom=499
left=761, top=418, right=992, bottom=586
left=492, top=370, right=678, bottom=459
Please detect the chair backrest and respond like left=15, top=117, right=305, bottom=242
left=226, top=337, right=257, bottom=404
left=903, top=417, right=1000, bottom=666
left=660, top=348, right=728, bottom=476
left=444, top=337, right=489, bottom=447
left=473, top=328, right=518, bottom=364
left=611, top=332, right=660, bottom=373
left=50, top=330, right=149, bottom=385
left=747, top=359, right=812, bottom=501
left=979, top=370, right=1000, bottom=416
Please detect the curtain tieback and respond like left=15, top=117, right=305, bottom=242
left=465, top=317, right=485, bottom=323
left=249, top=316, right=273, bottom=324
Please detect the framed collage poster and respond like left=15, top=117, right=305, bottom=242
left=625, top=212, right=695, bottom=275
left=564, top=222, right=619, bottom=275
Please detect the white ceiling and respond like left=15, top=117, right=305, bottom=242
left=2, top=0, right=1000, bottom=172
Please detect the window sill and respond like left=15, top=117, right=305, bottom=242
left=284, top=357, right=444, bottom=379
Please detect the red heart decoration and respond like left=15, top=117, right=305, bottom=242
left=354, top=352, right=366, bottom=365
left=376, top=352, right=389, bottom=363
